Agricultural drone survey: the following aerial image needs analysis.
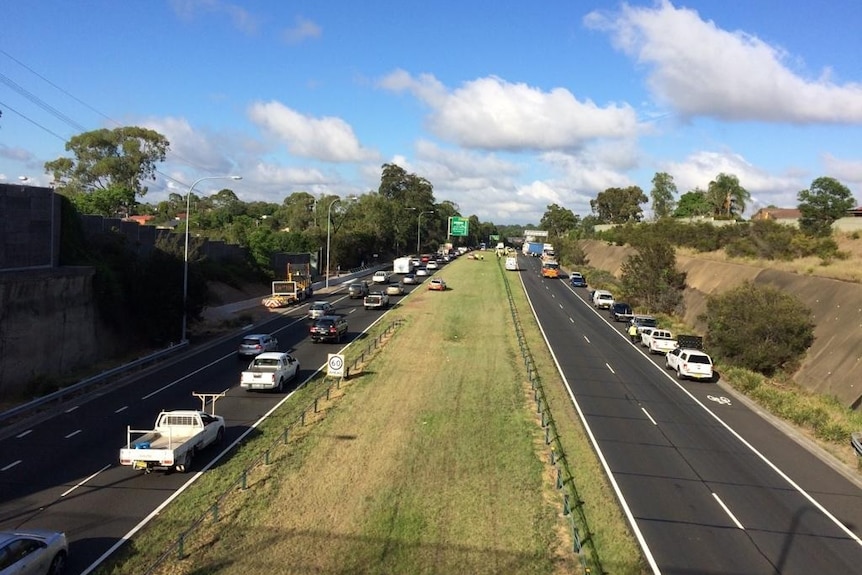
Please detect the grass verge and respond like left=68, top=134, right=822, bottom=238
left=96, top=257, right=646, bottom=575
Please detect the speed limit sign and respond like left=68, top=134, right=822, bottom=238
left=327, top=354, right=345, bottom=378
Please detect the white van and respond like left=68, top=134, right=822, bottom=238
left=592, top=289, right=614, bottom=309
left=372, top=270, right=391, bottom=284
left=505, top=257, right=518, bottom=271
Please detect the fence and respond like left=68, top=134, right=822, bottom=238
left=498, top=260, right=603, bottom=575
left=139, top=318, right=405, bottom=575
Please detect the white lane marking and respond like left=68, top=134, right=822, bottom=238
left=65, top=429, right=82, bottom=439
left=569, top=317, right=574, bottom=323
left=1, top=460, right=22, bottom=471
left=65, top=405, right=79, bottom=413
left=713, top=492, right=745, bottom=530
left=559, top=303, right=564, bottom=309
left=606, top=363, right=616, bottom=374
left=61, top=464, right=111, bottom=497
left=707, top=395, right=732, bottom=406
left=16, top=430, right=33, bottom=439
left=641, top=407, right=657, bottom=426
left=115, top=405, right=128, bottom=413
left=583, top=335, right=590, bottom=343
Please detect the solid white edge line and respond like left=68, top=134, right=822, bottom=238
left=517, top=263, right=663, bottom=574
left=713, top=492, right=745, bottom=530
left=536, top=261, right=862, bottom=550
left=79, top=301, right=394, bottom=575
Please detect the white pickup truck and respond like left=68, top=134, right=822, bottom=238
left=120, top=392, right=226, bottom=473
left=240, top=352, right=300, bottom=392
left=641, top=329, right=678, bottom=354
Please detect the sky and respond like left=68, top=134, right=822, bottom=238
left=1, top=0, right=861, bottom=224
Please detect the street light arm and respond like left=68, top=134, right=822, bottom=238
left=181, top=175, right=242, bottom=343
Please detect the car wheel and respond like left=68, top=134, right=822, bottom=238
left=276, top=378, right=283, bottom=392
left=676, top=369, right=685, bottom=381
left=216, top=428, right=225, bottom=444
left=665, top=359, right=672, bottom=370
left=47, top=552, right=68, bottom=575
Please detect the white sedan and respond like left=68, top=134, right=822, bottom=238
left=415, top=267, right=429, bottom=276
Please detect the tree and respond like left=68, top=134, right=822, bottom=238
left=590, top=186, right=648, bottom=224
left=700, top=282, right=814, bottom=375
left=797, top=177, right=856, bottom=237
left=650, top=172, right=677, bottom=219
left=673, top=189, right=712, bottom=218
left=45, top=126, right=170, bottom=216
left=619, top=234, right=686, bottom=313
left=706, top=173, right=750, bottom=218
left=540, top=204, right=580, bottom=237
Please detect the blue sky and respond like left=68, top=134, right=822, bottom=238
left=2, top=0, right=861, bottom=224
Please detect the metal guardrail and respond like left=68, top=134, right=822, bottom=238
left=0, top=342, right=188, bottom=426
left=2, top=264, right=388, bottom=427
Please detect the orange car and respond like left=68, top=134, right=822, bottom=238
left=428, top=278, right=447, bottom=291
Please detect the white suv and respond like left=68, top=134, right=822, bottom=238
left=372, top=270, right=391, bottom=284
left=666, top=348, right=714, bottom=381
left=592, top=290, right=614, bottom=309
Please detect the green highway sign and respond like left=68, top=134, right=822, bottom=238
left=449, top=216, right=469, bottom=237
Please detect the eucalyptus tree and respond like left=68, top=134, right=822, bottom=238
left=650, top=172, right=677, bottom=219
left=45, top=126, right=169, bottom=216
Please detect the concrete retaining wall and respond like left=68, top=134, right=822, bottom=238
left=0, top=267, right=126, bottom=399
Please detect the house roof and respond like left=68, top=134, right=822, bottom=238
left=752, top=208, right=801, bottom=220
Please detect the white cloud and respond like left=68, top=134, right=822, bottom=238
left=170, top=0, right=258, bottom=34
left=143, top=116, right=236, bottom=175
left=282, top=16, right=321, bottom=44
left=662, top=150, right=804, bottom=210
left=822, top=154, right=862, bottom=197
left=585, top=0, right=862, bottom=123
left=379, top=71, right=640, bottom=151
left=248, top=101, right=380, bottom=163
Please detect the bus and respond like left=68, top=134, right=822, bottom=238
left=541, top=260, right=560, bottom=278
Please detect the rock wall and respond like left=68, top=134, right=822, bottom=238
left=580, top=240, right=862, bottom=409
left=0, top=267, right=122, bottom=399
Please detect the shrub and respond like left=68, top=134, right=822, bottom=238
left=700, top=282, right=815, bottom=375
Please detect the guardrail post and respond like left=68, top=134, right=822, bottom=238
left=283, top=427, right=290, bottom=444
left=314, top=398, right=319, bottom=413
left=563, top=493, right=570, bottom=515
left=212, top=503, right=219, bottom=522
left=301, top=411, right=306, bottom=426
left=177, top=534, right=185, bottom=559
left=241, top=470, right=248, bottom=490
left=264, top=450, right=270, bottom=465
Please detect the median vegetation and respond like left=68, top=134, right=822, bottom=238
left=96, top=257, right=648, bottom=575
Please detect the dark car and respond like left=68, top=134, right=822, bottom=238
left=570, top=272, right=587, bottom=288
left=609, top=302, right=633, bottom=322
left=347, top=281, right=370, bottom=299
left=309, top=315, right=348, bottom=343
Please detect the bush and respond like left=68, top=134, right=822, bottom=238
left=700, top=282, right=815, bottom=375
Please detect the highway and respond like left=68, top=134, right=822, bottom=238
left=3, top=255, right=862, bottom=574
left=517, top=254, right=862, bottom=574
left=0, top=271, right=411, bottom=574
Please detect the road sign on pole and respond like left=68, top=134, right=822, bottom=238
left=449, top=216, right=469, bottom=237
left=327, top=354, right=345, bottom=378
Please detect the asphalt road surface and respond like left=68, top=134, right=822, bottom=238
left=0, top=269, right=416, bottom=574
left=516, top=254, right=862, bottom=574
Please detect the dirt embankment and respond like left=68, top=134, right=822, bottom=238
left=580, top=240, right=862, bottom=410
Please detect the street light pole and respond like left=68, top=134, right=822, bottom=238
left=417, top=210, right=435, bottom=254
left=325, top=196, right=356, bottom=289
left=182, top=175, right=242, bottom=343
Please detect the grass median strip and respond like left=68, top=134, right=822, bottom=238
left=99, top=257, right=645, bottom=575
